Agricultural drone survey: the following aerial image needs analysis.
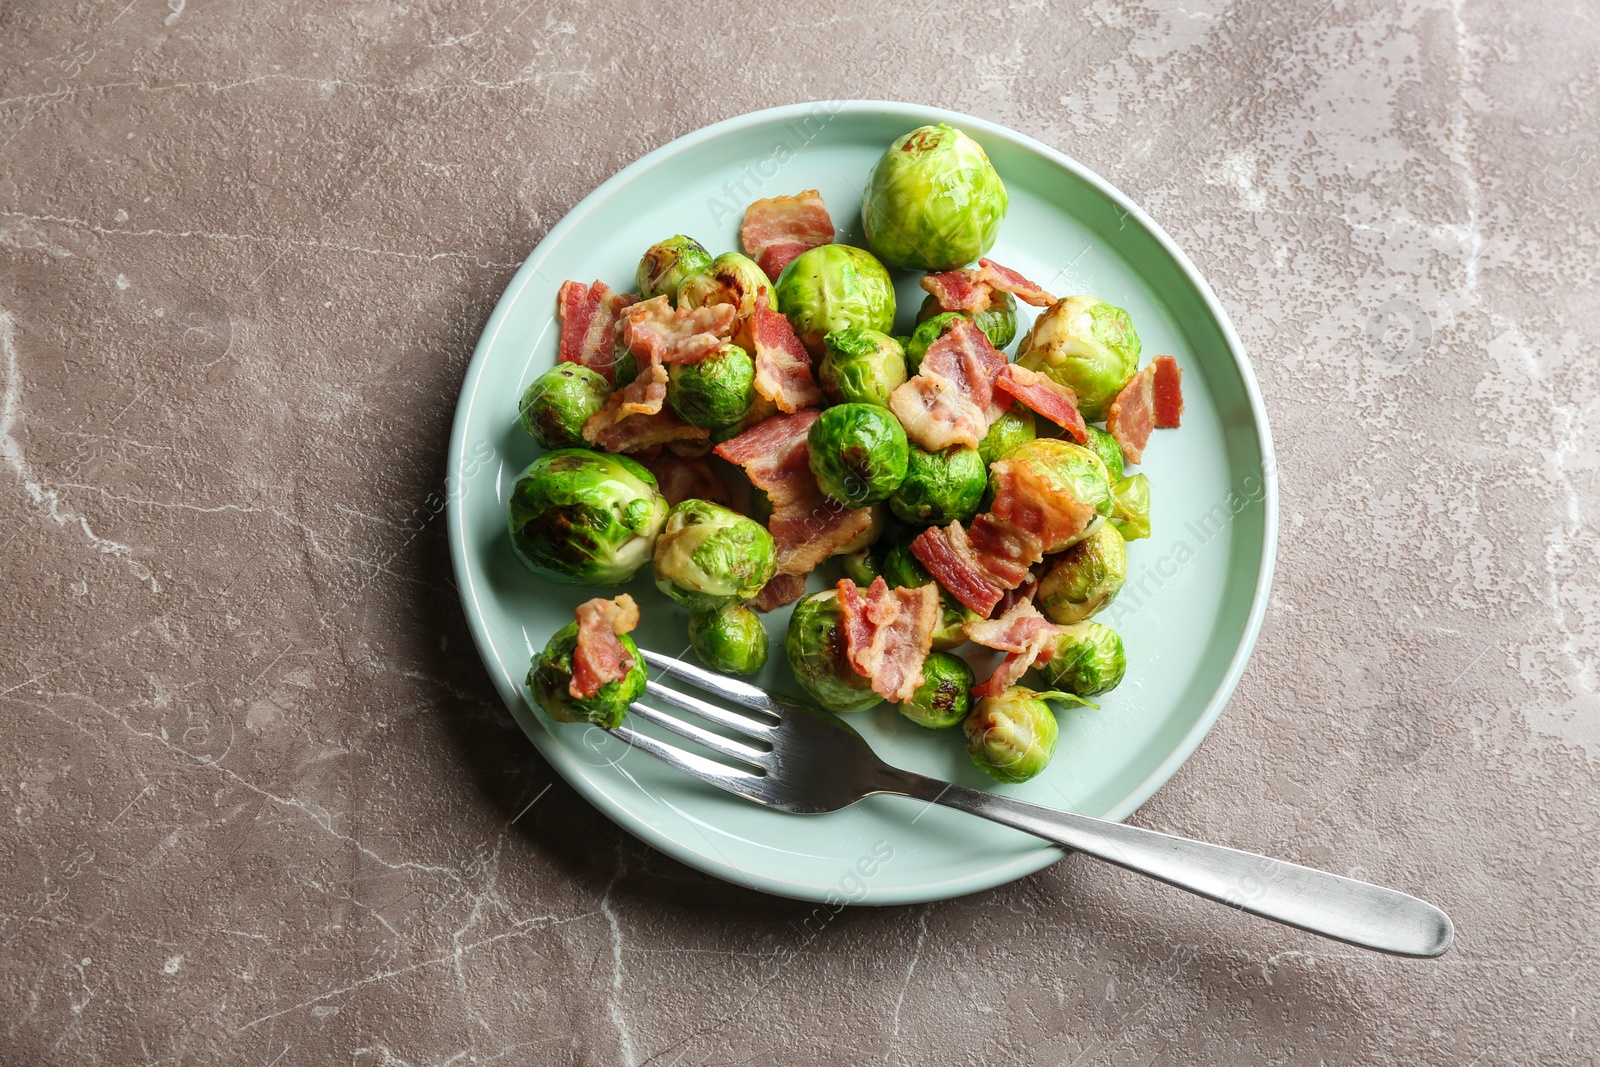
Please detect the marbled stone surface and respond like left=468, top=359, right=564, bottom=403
left=2, top=1, right=1596, bottom=1063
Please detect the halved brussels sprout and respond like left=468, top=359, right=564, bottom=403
left=889, top=445, right=986, bottom=525
left=688, top=605, right=768, bottom=676
left=518, top=364, right=611, bottom=451
left=899, top=651, right=975, bottom=729
left=1036, top=621, right=1126, bottom=697
left=1038, top=523, right=1127, bottom=624
left=667, top=343, right=755, bottom=429
left=904, top=311, right=965, bottom=375
left=1083, top=425, right=1126, bottom=482
left=1109, top=473, right=1151, bottom=541
left=861, top=124, right=1008, bottom=271
left=509, top=450, right=668, bottom=585
left=978, top=404, right=1037, bottom=467
left=653, top=499, right=777, bottom=613
left=637, top=235, right=714, bottom=302
left=678, top=251, right=774, bottom=321
left=527, top=621, right=645, bottom=728
left=807, top=403, right=909, bottom=507
left=785, top=589, right=880, bottom=712
left=1017, top=297, right=1141, bottom=421
left=990, top=439, right=1113, bottom=550
left=773, top=244, right=896, bottom=351
left=882, top=538, right=972, bottom=652
left=963, top=687, right=1066, bottom=783
left=917, top=290, right=1018, bottom=352
left=818, top=328, right=907, bottom=407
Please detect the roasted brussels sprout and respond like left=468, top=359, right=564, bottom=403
left=678, top=251, right=774, bottom=321
left=882, top=538, right=971, bottom=652
left=509, top=450, right=668, bottom=585
left=688, top=605, right=768, bottom=676
left=818, top=328, right=907, bottom=407
left=1017, top=297, right=1141, bottom=421
left=666, top=343, right=755, bottom=429
left=1036, top=621, right=1126, bottom=697
left=904, top=311, right=965, bottom=375
left=785, top=590, right=880, bottom=712
left=889, top=445, right=986, bottom=525
left=1109, top=473, right=1151, bottom=541
left=773, top=244, right=896, bottom=350
left=637, top=235, right=714, bottom=302
left=963, top=687, right=1065, bottom=783
left=898, top=651, right=975, bottom=729
left=990, top=439, right=1113, bottom=550
left=527, top=622, right=645, bottom=728
left=807, top=403, right=909, bottom=506
left=653, top=499, right=777, bottom=612
left=518, top=364, right=610, bottom=451
left=1083, top=425, right=1125, bottom=482
left=840, top=543, right=883, bottom=586
left=1038, top=523, right=1127, bottom=624
left=917, top=290, right=1018, bottom=352
left=978, top=404, right=1037, bottom=467
left=861, top=124, right=1008, bottom=271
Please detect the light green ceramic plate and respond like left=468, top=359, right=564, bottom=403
left=447, top=102, right=1276, bottom=905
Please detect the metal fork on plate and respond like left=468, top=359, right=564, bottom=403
left=613, top=650, right=1453, bottom=958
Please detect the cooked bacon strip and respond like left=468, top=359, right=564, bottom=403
left=638, top=453, right=728, bottom=507
left=714, top=409, right=874, bottom=587
left=741, top=190, right=834, bottom=280
left=920, top=259, right=1057, bottom=315
left=995, top=364, right=1088, bottom=443
left=991, top=568, right=1040, bottom=619
left=888, top=318, right=1009, bottom=450
left=837, top=578, right=940, bottom=703
left=963, top=600, right=1061, bottom=698
left=987, top=454, right=1098, bottom=553
left=557, top=281, right=638, bottom=385
left=583, top=406, right=709, bottom=454
left=570, top=594, right=640, bottom=699
left=620, top=295, right=737, bottom=366
left=749, top=296, right=823, bottom=413
left=751, top=572, right=808, bottom=612
left=975, top=259, right=1056, bottom=307
left=911, top=524, right=1005, bottom=618
left=1151, top=355, right=1184, bottom=428
left=1107, top=364, right=1156, bottom=465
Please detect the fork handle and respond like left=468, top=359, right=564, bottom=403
left=878, top=770, right=1453, bottom=958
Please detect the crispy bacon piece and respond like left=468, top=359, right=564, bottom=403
left=991, top=568, right=1040, bottom=619
left=639, top=453, right=728, bottom=507
left=987, top=454, right=1098, bottom=553
left=570, top=594, right=640, bottom=699
left=583, top=406, right=709, bottom=454
left=911, top=524, right=1005, bottom=618
left=964, top=600, right=1061, bottom=698
left=741, top=190, right=835, bottom=280
left=752, top=573, right=808, bottom=611
left=620, top=295, right=737, bottom=366
left=557, top=280, right=638, bottom=385
left=888, top=318, right=1009, bottom=450
left=1107, top=364, right=1156, bottom=466
left=749, top=296, right=822, bottom=413
left=1151, top=355, right=1184, bottom=428
left=995, top=364, right=1088, bottom=443
left=714, top=410, right=874, bottom=594
left=836, top=578, right=940, bottom=703
left=920, top=258, right=1057, bottom=314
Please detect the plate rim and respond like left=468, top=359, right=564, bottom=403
left=446, top=99, right=1279, bottom=905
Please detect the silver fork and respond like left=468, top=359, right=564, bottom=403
left=615, top=650, right=1454, bottom=958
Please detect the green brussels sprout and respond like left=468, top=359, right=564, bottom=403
left=785, top=590, right=880, bottom=712
left=978, top=404, right=1037, bottom=467
left=898, top=651, right=975, bottom=729
left=637, top=235, right=714, bottom=302
left=1037, top=522, right=1127, bottom=624
left=527, top=621, right=645, bottom=729
left=666, top=343, right=755, bottom=429
left=1036, top=621, right=1126, bottom=697
left=611, top=348, right=640, bottom=389
left=678, top=251, right=774, bottom=321
left=818, top=328, right=907, bottom=407
left=1017, top=297, right=1141, bottom=421
left=861, top=124, right=1008, bottom=271
left=840, top=543, right=883, bottom=586
left=710, top=393, right=779, bottom=445
left=882, top=538, right=972, bottom=652
left=917, top=290, right=1018, bottom=351
left=773, top=244, right=896, bottom=351
left=963, top=686, right=1067, bottom=783
left=904, top=311, right=965, bottom=375
left=990, top=439, right=1113, bottom=551
left=518, top=364, right=611, bottom=450
left=807, top=403, right=909, bottom=507
left=1108, top=473, right=1151, bottom=541
left=889, top=445, right=986, bottom=525
left=688, top=605, right=768, bottom=676
left=509, top=450, right=668, bottom=585
left=653, top=499, right=777, bottom=612
left=1083, top=425, right=1125, bottom=482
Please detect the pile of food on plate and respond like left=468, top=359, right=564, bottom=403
left=509, top=123, right=1183, bottom=783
